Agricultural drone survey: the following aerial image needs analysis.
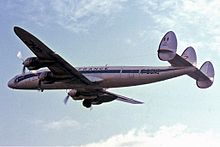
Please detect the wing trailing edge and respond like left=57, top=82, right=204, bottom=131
left=103, top=91, right=144, bottom=104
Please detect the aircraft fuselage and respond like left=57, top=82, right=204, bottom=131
left=8, top=65, right=195, bottom=90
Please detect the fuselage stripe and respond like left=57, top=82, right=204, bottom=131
left=14, top=68, right=182, bottom=83
left=80, top=70, right=121, bottom=74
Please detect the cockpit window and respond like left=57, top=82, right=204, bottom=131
left=14, top=76, right=24, bottom=83
left=14, top=73, right=37, bottom=83
left=14, top=78, right=19, bottom=83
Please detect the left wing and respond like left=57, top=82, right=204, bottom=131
left=99, top=90, right=144, bottom=104
left=14, top=26, right=92, bottom=85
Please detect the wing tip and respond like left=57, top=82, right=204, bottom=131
left=14, top=26, right=25, bottom=37
left=135, top=101, right=144, bottom=104
left=14, top=26, right=21, bottom=33
left=116, top=97, right=144, bottom=104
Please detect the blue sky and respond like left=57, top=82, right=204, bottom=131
left=1, top=0, right=220, bottom=146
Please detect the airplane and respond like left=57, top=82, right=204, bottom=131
left=8, top=26, right=215, bottom=108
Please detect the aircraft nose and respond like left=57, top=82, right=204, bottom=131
left=8, top=79, right=15, bottom=89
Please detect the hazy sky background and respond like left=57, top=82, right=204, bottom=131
left=1, top=0, right=220, bottom=146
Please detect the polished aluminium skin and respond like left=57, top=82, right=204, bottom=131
left=8, top=27, right=215, bottom=108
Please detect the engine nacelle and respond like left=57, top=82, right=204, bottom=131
left=68, top=89, right=82, bottom=100
left=68, top=89, right=77, bottom=97
left=38, top=71, right=55, bottom=83
left=23, top=57, right=42, bottom=70
left=23, top=57, right=54, bottom=70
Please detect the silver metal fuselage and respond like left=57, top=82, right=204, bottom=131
left=8, top=66, right=195, bottom=90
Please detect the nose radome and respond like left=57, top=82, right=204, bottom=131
left=8, top=79, right=15, bottom=89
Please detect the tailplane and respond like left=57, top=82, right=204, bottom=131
left=158, top=31, right=215, bottom=88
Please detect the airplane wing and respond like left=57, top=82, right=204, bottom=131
left=116, top=94, right=144, bottom=104
left=101, top=90, right=144, bottom=104
left=14, top=26, right=92, bottom=85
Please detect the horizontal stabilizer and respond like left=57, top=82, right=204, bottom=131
left=169, top=47, right=197, bottom=67
left=169, top=53, right=214, bottom=89
left=158, top=31, right=177, bottom=61
left=170, top=54, right=214, bottom=88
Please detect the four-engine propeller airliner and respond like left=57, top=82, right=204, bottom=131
left=8, top=26, right=215, bottom=108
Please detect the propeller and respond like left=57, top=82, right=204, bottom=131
left=90, top=105, right=93, bottom=111
left=22, top=66, right=26, bottom=74
left=64, top=90, right=70, bottom=104
left=17, top=51, right=24, bottom=61
left=64, top=95, right=70, bottom=104
left=17, top=51, right=26, bottom=74
left=37, top=79, right=44, bottom=92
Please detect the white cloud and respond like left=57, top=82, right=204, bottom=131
left=33, top=117, right=79, bottom=130
left=138, top=0, right=220, bottom=56
left=124, top=38, right=137, bottom=47
left=81, top=124, right=220, bottom=147
left=4, top=0, right=127, bottom=32
left=51, top=0, right=127, bottom=32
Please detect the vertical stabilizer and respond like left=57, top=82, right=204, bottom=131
left=181, top=47, right=197, bottom=66
left=196, top=61, right=214, bottom=88
left=158, top=31, right=177, bottom=61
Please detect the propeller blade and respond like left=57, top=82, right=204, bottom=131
left=38, top=80, right=43, bottom=92
left=17, top=51, right=24, bottom=61
left=22, top=66, right=26, bottom=74
left=64, top=95, right=70, bottom=104
left=38, top=80, right=41, bottom=88
left=90, top=105, right=93, bottom=111
left=17, top=51, right=26, bottom=74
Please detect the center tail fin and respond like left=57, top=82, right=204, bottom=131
left=158, top=31, right=215, bottom=88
